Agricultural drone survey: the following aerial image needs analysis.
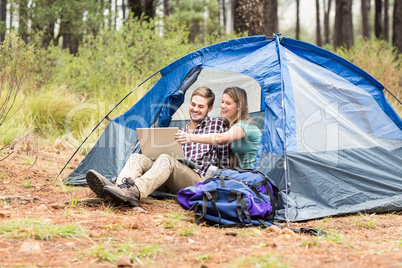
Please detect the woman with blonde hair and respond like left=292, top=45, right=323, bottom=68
left=175, top=86, right=262, bottom=169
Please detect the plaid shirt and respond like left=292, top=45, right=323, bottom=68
left=182, top=117, right=230, bottom=176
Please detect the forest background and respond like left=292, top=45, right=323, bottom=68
left=0, top=0, right=401, bottom=157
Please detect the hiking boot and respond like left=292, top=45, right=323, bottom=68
left=103, top=178, right=141, bottom=207
left=86, top=169, right=115, bottom=197
left=118, top=177, right=136, bottom=189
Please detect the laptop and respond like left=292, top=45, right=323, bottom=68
left=136, top=127, right=201, bottom=169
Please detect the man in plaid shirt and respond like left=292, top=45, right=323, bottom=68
left=182, top=116, right=229, bottom=176
left=85, top=86, right=230, bottom=206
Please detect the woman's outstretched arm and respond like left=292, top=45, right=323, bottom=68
left=175, top=125, right=245, bottom=145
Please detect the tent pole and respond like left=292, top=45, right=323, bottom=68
left=54, top=70, right=161, bottom=183
left=274, top=34, right=290, bottom=226
left=384, top=87, right=402, bottom=105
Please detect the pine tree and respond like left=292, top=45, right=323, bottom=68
left=393, top=0, right=402, bottom=53
left=0, top=0, right=6, bottom=43
left=362, top=0, right=370, bottom=39
left=323, top=0, right=332, bottom=45
left=316, top=0, right=322, bottom=46
left=333, top=0, right=353, bottom=49
left=375, top=0, right=382, bottom=39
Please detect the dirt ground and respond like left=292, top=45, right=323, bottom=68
left=0, top=141, right=401, bottom=268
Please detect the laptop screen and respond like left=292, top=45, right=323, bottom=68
left=136, top=127, right=184, bottom=160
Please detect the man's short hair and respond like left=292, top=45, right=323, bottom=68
left=191, top=86, right=215, bottom=108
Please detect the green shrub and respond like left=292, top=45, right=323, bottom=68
left=0, top=32, right=39, bottom=144
left=45, top=17, right=196, bottom=100
left=20, top=85, right=109, bottom=150
left=23, top=86, right=84, bottom=136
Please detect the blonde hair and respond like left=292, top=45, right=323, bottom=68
left=191, top=86, right=215, bottom=108
left=223, top=86, right=250, bottom=127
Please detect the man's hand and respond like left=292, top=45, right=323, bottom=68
left=174, top=130, right=191, bottom=144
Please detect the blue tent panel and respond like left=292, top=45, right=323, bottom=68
left=64, top=121, right=140, bottom=185
left=258, top=147, right=402, bottom=222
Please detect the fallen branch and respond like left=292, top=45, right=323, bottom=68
left=0, top=151, right=14, bottom=161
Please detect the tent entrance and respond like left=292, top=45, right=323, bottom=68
left=169, top=111, right=265, bottom=131
left=166, top=68, right=263, bottom=125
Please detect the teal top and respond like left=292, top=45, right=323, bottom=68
left=230, top=121, right=262, bottom=169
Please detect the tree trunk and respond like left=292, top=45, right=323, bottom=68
left=122, top=0, right=126, bottom=20
left=62, top=32, right=70, bottom=51
left=342, top=0, right=353, bottom=48
left=233, top=0, right=265, bottom=35
left=361, top=0, right=370, bottom=39
left=114, top=0, right=118, bottom=29
left=264, top=0, right=278, bottom=36
left=222, top=0, right=226, bottom=31
left=383, top=0, right=389, bottom=41
left=19, top=0, right=28, bottom=43
left=375, top=0, right=382, bottom=39
left=229, top=0, right=236, bottom=34
left=188, top=22, right=200, bottom=43
left=163, top=0, right=170, bottom=18
left=393, top=0, right=402, bottom=53
left=333, top=0, right=353, bottom=49
left=8, top=1, right=12, bottom=29
left=316, top=0, right=322, bottom=46
left=31, top=0, right=55, bottom=48
left=296, top=0, right=300, bottom=39
left=70, top=37, right=79, bottom=55
left=0, top=0, right=6, bottom=43
left=128, top=0, right=155, bottom=21
left=333, top=0, right=342, bottom=47
left=108, top=0, right=112, bottom=29
left=219, top=0, right=226, bottom=31
left=42, top=23, right=55, bottom=48
left=323, top=0, right=332, bottom=45
left=61, top=33, right=79, bottom=55
left=61, top=19, right=72, bottom=54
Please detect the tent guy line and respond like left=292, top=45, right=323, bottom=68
left=55, top=70, right=161, bottom=183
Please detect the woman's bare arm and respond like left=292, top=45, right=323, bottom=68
left=174, top=125, right=245, bottom=145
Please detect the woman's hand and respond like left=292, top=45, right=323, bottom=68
left=174, top=130, right=191, bottom=144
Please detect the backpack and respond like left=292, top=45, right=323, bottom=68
left=177, top=168, right=279, bottom=228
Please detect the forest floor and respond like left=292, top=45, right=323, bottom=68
left=0, top=139, right=401, bottom=268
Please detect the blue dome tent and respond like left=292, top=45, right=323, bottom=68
left=63, top=35, right=402, bottom=222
